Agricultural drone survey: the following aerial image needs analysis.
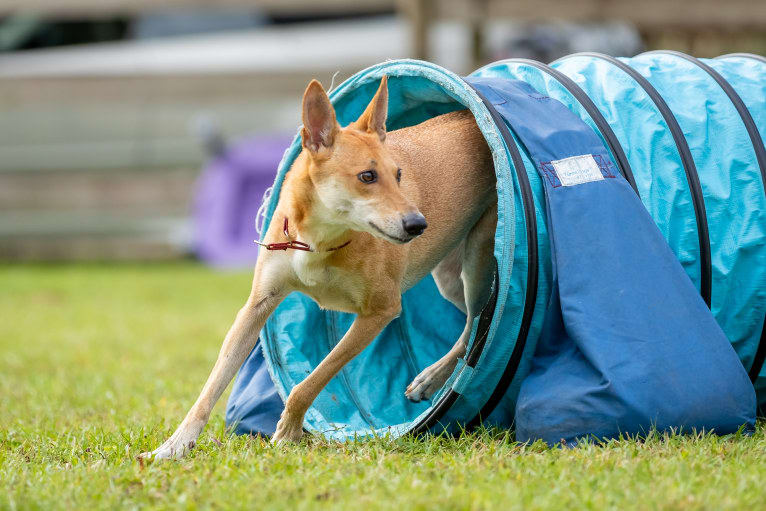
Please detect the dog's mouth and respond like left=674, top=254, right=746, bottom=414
left=368, top=222, right=414, bottom=244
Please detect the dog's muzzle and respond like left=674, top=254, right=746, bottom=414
left=401, top=213, right=427, bottom=237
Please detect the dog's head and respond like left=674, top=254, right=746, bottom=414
left=299, top=76, right=426, bottom=244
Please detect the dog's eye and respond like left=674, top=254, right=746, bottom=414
left=396, top=168, right=402, bottom=183
left=358, top=170, right=377, bottom=184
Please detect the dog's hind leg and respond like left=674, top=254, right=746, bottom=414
left=431, top=241, right=467, bottom=314
left=405, top=203, right=496, bottom=402
left=140, top=258, right=287, bottom=460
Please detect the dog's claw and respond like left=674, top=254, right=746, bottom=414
left=405, top=360, right=454, bottom=402
left=271, top=416, right=304, bottom=444
left=138, top=444, right=184, bottom=461
left=140, top=421, right=204, bottom=460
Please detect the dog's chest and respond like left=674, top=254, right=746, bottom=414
left=291, top=252, right=366, bottom=312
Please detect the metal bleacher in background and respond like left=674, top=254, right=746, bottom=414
left=1, top=0, right=764, bottom=261
left=0, top=1, right=401, bottom=260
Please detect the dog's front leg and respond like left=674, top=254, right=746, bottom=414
left=271, top=302, right=400, bottom=443
left=140, top=267, right=286, bottom=460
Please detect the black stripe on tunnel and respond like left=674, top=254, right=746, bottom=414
left=410, top=80, right=540, bottom=435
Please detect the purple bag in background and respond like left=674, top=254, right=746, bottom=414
left=193, top=134, right=293, bottom=267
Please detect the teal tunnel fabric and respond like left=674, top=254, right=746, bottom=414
left=226, top=53, right=766, bottom=440
left=464, top=76, right=755, bottom=444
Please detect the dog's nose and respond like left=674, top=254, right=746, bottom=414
left=402, top=213, right=427, bottom=236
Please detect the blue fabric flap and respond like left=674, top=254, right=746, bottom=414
left=225, top=339, right=283, bottom=437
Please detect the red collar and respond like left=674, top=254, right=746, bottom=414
left=256, top=218, right=351, bottom=253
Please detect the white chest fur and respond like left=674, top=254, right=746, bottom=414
left=291, top=250, right=328, bottom=288
left=288, top=251, right=365, bottom=313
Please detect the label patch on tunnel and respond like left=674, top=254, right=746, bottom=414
left=550, top=154, right=604, bottom=186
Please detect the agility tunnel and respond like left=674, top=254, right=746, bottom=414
left=226, top=52, right=765, bottom=444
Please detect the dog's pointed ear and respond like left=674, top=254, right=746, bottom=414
left=353, top=75, right=388, bottom=142
left=301, top=79, right=339, bottom=154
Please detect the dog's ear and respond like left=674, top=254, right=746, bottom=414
left=353, top=75, right=388, bottom=142
left=301, top=79, right=339, bottom=154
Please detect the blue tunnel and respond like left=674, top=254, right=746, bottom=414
left=226, top=52, right=765, bottom=443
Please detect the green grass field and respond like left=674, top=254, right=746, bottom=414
left=1, top=263, right=764, bottom=510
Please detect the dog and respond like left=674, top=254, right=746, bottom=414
left=141, top=76, right=497, bottom=459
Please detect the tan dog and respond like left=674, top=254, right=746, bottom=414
left=141, top=76, right=496, bottom=459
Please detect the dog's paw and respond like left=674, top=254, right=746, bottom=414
left=138, top=439, right=194, bottom=461
left=405, top=361, right=454, bottom=402
left=271, top=416, right=304, bottom=444
left=139, top=421, right=204, bottom=461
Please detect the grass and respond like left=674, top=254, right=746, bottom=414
left=1, top=262, right=765, bottom=510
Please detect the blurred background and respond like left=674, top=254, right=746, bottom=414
left=1, top=0, right=765, bottom=266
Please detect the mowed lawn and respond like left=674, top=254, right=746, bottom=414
left=1, top=263, right=764, bottom=510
